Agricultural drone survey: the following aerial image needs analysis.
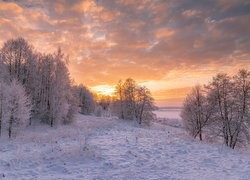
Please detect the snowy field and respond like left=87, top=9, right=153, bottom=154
left=1, top=114, right=250, bottom=180
left=154, top=108, right=182, bottom=119
left=154, top=108, right=183, bottom=129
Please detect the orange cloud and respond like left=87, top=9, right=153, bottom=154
left=155, top=28, right=175, bottom=39
left=0, top=2, right=23, bottom=16
left=76, top=0, right=102, bottom=13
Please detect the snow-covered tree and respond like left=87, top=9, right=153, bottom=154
left=0, top=38, right=77, bottom=126
left=33, top=49, right=76, bottom=126
left=73, top=84, right=96, bottom=115
left=230, top=69, right=250, bottom=148
left=3, top=80, right=31, bottom=138
left=112, top=78, right=155, bottom=124
left=122, top=78, right=137, bottom=120
left=0, top=37, right=34, bottom=84
left=98, top=95, right=111, bottom=111
left=113, top=80, right=125, bottom=119
left=0, top=80, right=7, bottom=136
left=207, top=73, right=241, bottom=148
left=135, top=86, right=156, bottom=124
left=49, top=49, right=74, bottom=126
left=182, top=70, right=250, bottom=148
left=181, top=85, right=215, bottom=141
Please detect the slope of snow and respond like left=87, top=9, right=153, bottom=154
left=0, top=114, right=250, bottom=180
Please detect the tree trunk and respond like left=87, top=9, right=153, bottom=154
left=50, top=117, right=53, bottom=127
left=29, top=117, right=32, bottom=126
left=223, top=126, right=228, bottom=146
left=0, top=103, right=2, bottom=137
left=0, top=93, right=2, bottom=136
left=9, top=112, right=14, bottom=139
left=138, top=100, right=146, bottom=125
left=199, top=130, right=202, bottom=141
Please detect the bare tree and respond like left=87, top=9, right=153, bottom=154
left=0, top=37, right=34, bottom=84
left=230, top=69, right=250, bottom=148
left=183, top=70, right=250, bottom=148
left=181, top=85, right=215, bottom=140
left=135, top=86, right=156, bottom=124
left=113, top=80, right=124, bottom=119
left=208, top=73, right=240, bottom=148
left=112, top=78, right=155, bottom=124
left=98, top=95, right=111, bottom=111
left=122, top=78, right=137, bottom=120
left=0, top=80, right=7, bottom=136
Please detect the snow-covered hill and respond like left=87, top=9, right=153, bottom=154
left=0, top=114, right=250, bottom=180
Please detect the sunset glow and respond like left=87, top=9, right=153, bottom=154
left=0, top=0, right=249, bottom=106
left=90, top=85, right=115, bottom=97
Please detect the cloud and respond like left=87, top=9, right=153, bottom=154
left=0, top=0, right=249, bottom=105
left=0, top=1, right=23, bottom=16
left=154, top=28, right=175, bottom=39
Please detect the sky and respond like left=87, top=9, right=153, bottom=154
left=0, top=0, right=250, bottom=106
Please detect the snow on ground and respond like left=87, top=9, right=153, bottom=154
left=154, top=108, right=182, bottom=119
left=0, top=114, right=250, bottom=180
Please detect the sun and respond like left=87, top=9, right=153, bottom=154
left=90, top=84, right=116, bottom=96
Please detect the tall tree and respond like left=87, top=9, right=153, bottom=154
left=0, top=80, right=7, bottom=136
left=207, top=73, right=237, bottom=147
left=230, top=69, right=250, bottom=148
left=0, top=37, right=34, bottom=84
left=135, top=86, right=156, bottom=124
left=122, top=78, right=137, bottom=120
left=114, top=80, right=124, bottom=119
